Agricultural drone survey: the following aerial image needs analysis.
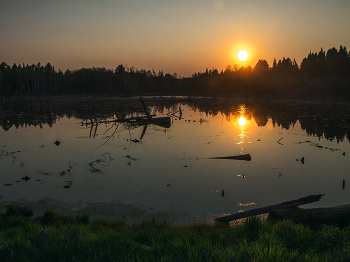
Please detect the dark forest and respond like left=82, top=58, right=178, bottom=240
left=1, top=45, right=350, bottom=98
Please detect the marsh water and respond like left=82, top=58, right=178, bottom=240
left=1, top=96, right=350, bottom=221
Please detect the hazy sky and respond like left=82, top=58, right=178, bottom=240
left=1, top=0, right=350, bottom=77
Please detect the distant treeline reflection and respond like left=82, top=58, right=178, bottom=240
left=1, top=45, right=350, bottom=98
left=1, top=97, right=350, bottom=143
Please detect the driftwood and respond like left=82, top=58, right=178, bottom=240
left=83, top=97, right=171, bottom=128
left=124, top=115, right=156, bottom=121
left=208, top=154, right=251, bottom=161
left=268, top=204, right=350, bottom=227
left=137, top=97, right=171, bottom=127
left=215, top=194, right=324, bottom=223
left=134, top=117, right=171, bottom=128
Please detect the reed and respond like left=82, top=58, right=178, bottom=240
left=0, top=210, right=349, bottom=261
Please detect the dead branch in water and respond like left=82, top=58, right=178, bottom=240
left=0, top=149, right=22, bottom=165
left=277, top=137, right=283, bottom=145
left=95, top=123, right=121, bottom=149
left=88, top=153, right=113, bottom=174
left=60, top=159, right=77, bottom=177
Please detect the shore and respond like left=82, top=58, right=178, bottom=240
left=0, top=197, right=219, bottom=225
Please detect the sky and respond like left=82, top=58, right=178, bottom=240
left=1, top=0, right=350, bottom=77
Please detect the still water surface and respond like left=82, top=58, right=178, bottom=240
left=1, top=97, right=349, bottom=219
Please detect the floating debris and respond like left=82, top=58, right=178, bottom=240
left=59, top=171, right=67, bottom=176
left=237, top=202, right=256, bottom=207
left=63, top=185, right=71, bottom=189
left=4, top=183, right=12, bottom=186
left=36, top=171, right=55, bottom=176
left=21, top=176, right=30, bottom=181
left=199, top=118, right=208, bottom=124
left=296, top=140, right=340, bottom=152
left=125, top=155, right=138, bottom=161
left=54, top=140, right=61, bottom=146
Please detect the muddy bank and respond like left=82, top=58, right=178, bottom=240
left=0, top=197, right=218, bottom=225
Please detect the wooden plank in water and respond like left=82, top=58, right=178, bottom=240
left=215, top=194, right=324, bottom=223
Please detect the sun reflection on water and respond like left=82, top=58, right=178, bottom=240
left=234, top=105, right=249, bottom=147
left=238, top=116, right=247, bottom=126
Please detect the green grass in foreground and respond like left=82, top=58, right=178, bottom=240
left=1, top=208, right=350, bottom=262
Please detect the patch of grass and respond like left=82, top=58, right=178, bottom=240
left=1, top=212, right=350, bottom=261
left=5, top=204, right=21, bottom=217
left=75, top=213, right=90, bottom=224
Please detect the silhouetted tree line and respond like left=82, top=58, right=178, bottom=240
left=190, top=45, right=350, bottom=98
left=0, top=62, right=181, bottom=96
left=1, top=45, right=350, bottom=97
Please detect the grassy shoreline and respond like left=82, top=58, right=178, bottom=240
left=1, top=207, right=350, bottom=261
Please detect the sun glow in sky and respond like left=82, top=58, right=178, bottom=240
left=1, top=0, right=350, bottom=76
left=238, top=50, right=248, bottom=61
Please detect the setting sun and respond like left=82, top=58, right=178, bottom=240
left=238, top=50, right=248, bottom=61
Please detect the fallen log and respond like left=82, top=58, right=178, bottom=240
left=134, top=116, right=171, bottom=128
left=83, top=115, right=168, bottom=126
left=268, top=204, right=350, bottom=227
left=125, top=115, right=156, bottom=121
left=215, top=194, right=324, bottom=223
left=208, top=154, right=251, bottom=161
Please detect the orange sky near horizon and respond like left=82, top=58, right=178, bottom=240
left=1, top=0, right=350, bottom=77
